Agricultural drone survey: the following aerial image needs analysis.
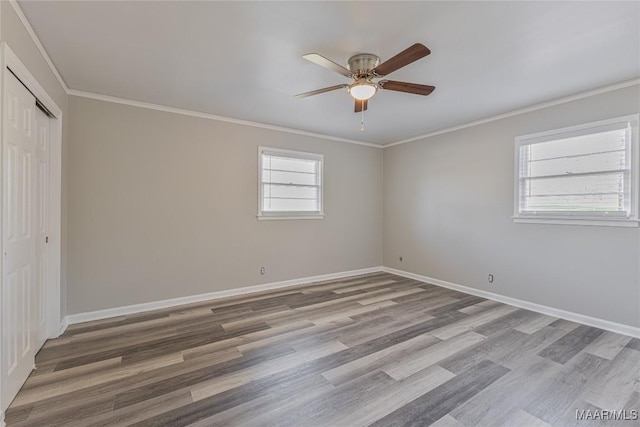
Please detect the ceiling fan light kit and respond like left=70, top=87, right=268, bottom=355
left=349, top=81, right=377, bottom=100
left=296, top=43, right=435, bottom=123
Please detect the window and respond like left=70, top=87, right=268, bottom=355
left=258, top=147, right=324, bottom=219
left=514, top=115, right=639, bottom=226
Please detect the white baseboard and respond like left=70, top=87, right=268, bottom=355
left=57, top=317, right=69, bottom=337
left=64, top=267, right=384, bottom=325
left=383, top=267, right=640, bottom=338
left=61, top=265, right=639, bottom=339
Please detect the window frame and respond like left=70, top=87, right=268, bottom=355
left=513, top=114, right=640, bottom=227
left=257, top=146, right=325, bottom=220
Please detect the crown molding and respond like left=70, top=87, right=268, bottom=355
left=67, top=89, right=382, bottom=148
left=70, top=78, right=639, bottom=150
left=8, top=0, right=69, bottom=92
left=384, top=78, right=640, bottom=148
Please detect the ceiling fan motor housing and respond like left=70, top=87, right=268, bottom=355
left=347, top=54, right=380, bottom=77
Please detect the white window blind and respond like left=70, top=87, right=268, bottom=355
left=258, top=147, right=323, bottom=219
left=514, top=115, right=639, bottom=226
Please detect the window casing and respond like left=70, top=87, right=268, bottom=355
left=514, top=115, right=639, bottom=227
left=258, top=147, right=324, bottom=220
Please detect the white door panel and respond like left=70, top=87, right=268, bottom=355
left=1, top=71, right=39, bottom=409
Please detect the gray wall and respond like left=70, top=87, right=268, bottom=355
left=1, top=2, right=69, bottom=321
left=67, top=96, right=383, bottom=314
left=384, top=85, right=640, bottom=327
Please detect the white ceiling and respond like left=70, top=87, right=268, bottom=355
left=19, top=1, right=640, bottom=146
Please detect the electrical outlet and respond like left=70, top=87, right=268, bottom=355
left=488, top=274, right=494, bottom=283
left=260, top=267, right=265, bottom=275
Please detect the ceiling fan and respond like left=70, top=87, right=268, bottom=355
left=295, top=43, right=435, bottom=113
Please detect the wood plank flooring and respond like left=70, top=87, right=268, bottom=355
left=5, top=272, right=639, bottom=426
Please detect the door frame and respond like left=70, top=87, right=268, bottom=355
left=0, top=42, right=63, bottom=415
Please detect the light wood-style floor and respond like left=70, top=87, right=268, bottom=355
left=5, top=272, right=639, bottom=426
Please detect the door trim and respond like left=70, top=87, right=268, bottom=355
left=0, top=42, right=63, bottom=416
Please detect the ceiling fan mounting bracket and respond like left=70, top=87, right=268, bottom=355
left=347, top=53, right=380, bottom=76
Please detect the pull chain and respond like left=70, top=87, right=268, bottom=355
left=360, top=108, right=365, bottom=132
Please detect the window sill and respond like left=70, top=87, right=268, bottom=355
left=257, top=214, right=325, bottom=221
left=513, top=216, right=639, bottom=227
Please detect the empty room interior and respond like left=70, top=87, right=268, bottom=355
left=1, top=1, right=639, bottom=426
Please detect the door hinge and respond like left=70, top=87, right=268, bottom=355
left=46, top=236, right=49, bottom=243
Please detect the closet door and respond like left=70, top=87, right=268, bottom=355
left=2, top=71, right=38, bottom=408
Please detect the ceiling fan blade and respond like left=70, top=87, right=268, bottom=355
left=303, top=53, right=353, bottom=78
left=354, top=99, right=368, bottom=113
left=294, top=84, right=348, bottom=99
left=373, top=43, right=431, bottom=76
left=379, top=80, right=435, bottom=96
